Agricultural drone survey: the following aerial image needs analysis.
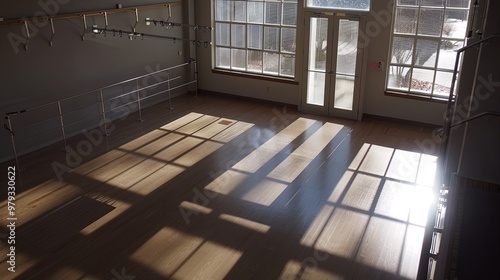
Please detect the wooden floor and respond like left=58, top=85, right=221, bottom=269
left=0, top=92, right=440, bottom=280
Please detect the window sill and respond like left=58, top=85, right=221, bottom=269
left=212, top=69, right=299, bottom=85
left=385, top=90, right=450, bottom=104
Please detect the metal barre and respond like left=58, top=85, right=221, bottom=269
left=91, top=26, right=212, bottom=48
left=4, top=61, right=198, bottom=171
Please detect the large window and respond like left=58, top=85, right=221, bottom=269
left=387, top=0, right=471, bottom=99
left=214, top=0, right=298, bottom=78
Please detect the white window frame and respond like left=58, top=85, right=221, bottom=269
left=213, top=0, right=298, bottom=78
left=386, top=0, right=472, bottom=100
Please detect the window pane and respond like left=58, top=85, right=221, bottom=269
left=281, top=28, right=296, bottom=53
left=437, top=40, right=463, bottom=69
left=233, top=1, right=247, bottom=22
left=422, top=0, right=444, bottom=7
left=248, top=50, right=263, bottom=73
left=395, top=7, right=418, bottom=34
left=446, top=0, right=470, bottom=8
left=415, top=39, right=438, bottom=67
left=418, top=8, right=445, bottom=36
left=336, top=19, right=359, bottom=75
left=443, top=10, right=469, bottom=38
left=411, top=68, right=435, bottom=93
left=282, top=3, right=297, bottom=26
left=307, top=72, right=325, bottom=106
left=434, top=71, right=453, bottom=97
left=265, top=2, right=281, bottom=25
left=248, top=2, right=264, bottom=24
left=216, top=47, right=231, bottom=68
left=263, top=52, right=279, bottom=75
left=264, top=27, right=279, bottom=51
left=391, top=37, right=414, bottom=65
left=231, top=49, right=246, bottom=70
left=308, top=17, right=328, bottom=71
left=307, top=0, right=370, bottom=11
left=388, top=66, right=411, bottom=90
left=334, top=75, right=355, bottom=110
left=248, top=25, right=263, bottom=49
left=216, top=0, right=231, bottom=21
left=216, top=23, right=230, bottom=46
left=280, top=54, right=295, bottom=77
left=231, top=24, right=246, bottom=48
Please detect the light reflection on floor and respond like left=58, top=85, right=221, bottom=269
left=290, top=143, right=437, bottom=279
left=0, top=110, right=439, bottom=279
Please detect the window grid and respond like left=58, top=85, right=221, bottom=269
left=215, top=0, right=298, bottom=78
left=387, top=1, right=471, bottom=99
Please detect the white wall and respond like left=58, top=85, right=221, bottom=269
left=195, top=0, right=448, bottom=125
left=0, top=1, right=192, bottom=161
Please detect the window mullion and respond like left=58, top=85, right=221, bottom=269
left=245, top=22, right=248, bottom=72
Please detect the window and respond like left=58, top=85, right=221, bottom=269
left=387, top=0, right=471, bottom=99
left=214, top=0, right=298, bottom=78
left=306, top=0, right=371, bottom=11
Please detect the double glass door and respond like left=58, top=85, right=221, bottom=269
left=301, top=12, right=364, bottom=120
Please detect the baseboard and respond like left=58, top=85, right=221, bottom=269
left=198, top=89, right=299, bottom=109
left=362, top=113, right=441, bottom=129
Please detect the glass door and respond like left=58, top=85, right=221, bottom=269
left=301, top=12, right=364, bottom=120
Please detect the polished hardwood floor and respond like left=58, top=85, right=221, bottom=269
left=0, top=92, right=440, bottom=279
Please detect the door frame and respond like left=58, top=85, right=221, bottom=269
left=299, top=11, right=366, bottom=121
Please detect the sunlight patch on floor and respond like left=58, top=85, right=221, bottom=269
left=300, top=142, right=438, bottom=279
left=386, top=150, right=421, bottom=183
left=73, top=113, right=252, bottom=199
left=170, top=241, right=242, bottom=279
left=357, top=145, right=394, bottom=176
left=241, top=179, right=288, bottom=206
left=233, top=118, right=317, bottom=173
left=179, top=201, right=213, bottom=215
left=0, top=180, right=81, bottom=227
left=219, top=213, right=271, bottom=233
left=341, top=174, right=381, bottom=211
left=268, top=123, right=343, bottom=183
left=160, top=112, right=204, bottom=131
left=355, top=217, right=406, bottom=275
left=399, top=225, right=426, bottom=279
left=315, top=208, right=370, bottom=259
left=328, top=171, right=355, bottom=203
left=79, top=197, right=130, bottom=236
left=300, top=205, right=335, bottom=247
left=374, top=180, right=414, bottom=222
left=174, top=141, right=223, bottom=167
left=417, top=154, right=438, bottom=186
left=130, top=227, right=205, bottom=277
left=204, top=170, right=249, bottom=195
